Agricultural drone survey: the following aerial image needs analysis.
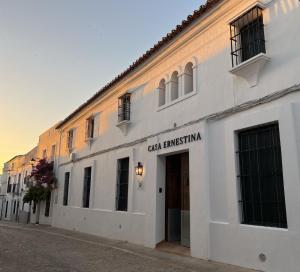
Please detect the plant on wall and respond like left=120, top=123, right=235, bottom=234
left=23, top=159, right=57, bottom=222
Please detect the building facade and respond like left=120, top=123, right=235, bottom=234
left=1, top=149, right=37, bottom=223
left=2, top=0, right=300, bottom=271
left=29, top=124, right=60, bottom=225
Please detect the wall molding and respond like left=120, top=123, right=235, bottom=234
left=59, top=83, right=300, bottom=167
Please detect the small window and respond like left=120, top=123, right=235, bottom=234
left=116, top=157, right=129, bottom=211
left=82, top=167, right=92, bottom=208
left=7, top=177, right=11, bottom=193
left=5, top=201, right=8, bottom=217
left=86, top=116, right=95, bottom=140
left=230, top=6, right=266, bottom=67
left=13, top=200, right=16, bottom=214
left=170, top=71, right=179, bottom=101
left=118, top=93, right=131, bottom=122
left=45, top=192, right=51, bottom=217
left=183, top=62, right=193, bottom=94
left=237, top=123, right=287, bottom=228
left=63, top=172, right=70, bottom=206
left=67, top=129, right=74, bottom=151
left=42, top=149, right=47, bottom=159
left=158, top=79, right=166, bottom=106
left=50, top=145, right=56, bottom=162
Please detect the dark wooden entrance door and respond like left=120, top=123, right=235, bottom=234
left=165, top=152, right=190, bottom=247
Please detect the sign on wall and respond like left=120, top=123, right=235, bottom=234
left=148, top=132, right=201, bottom=152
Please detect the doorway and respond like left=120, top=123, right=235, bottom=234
left=165, top=152, right=190, bottom=247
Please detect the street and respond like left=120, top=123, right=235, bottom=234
left=0, top=222, right=254, bottom=272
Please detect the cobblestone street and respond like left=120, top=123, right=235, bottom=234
left=0, top=222, right=255, bottom=272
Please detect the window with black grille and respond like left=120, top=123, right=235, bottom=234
left=116, top=157, right=129, bottom=211
left=7, top=177, right=11, bottom=193
left=82, top=167, right=92, bottom=208
left=118, top=93, right=131, bottom=122
left=45, top=192, right=51, bottom=217
left=63, top=172, right=70, bottom=206
left=230, top=6, right=266, bottom=67
left=237, top=123, right=287, bottom=228
left=86, top=116, right=95, bottom=140
left=67, top=129, right=74, bottom=151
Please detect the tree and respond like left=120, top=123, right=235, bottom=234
left=23, top=159, right=57, bottom=223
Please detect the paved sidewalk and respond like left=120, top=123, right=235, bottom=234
left=0, top=221, right=255, bottom=272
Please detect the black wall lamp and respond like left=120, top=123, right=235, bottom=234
left=135, top=162, right=143, bottom=176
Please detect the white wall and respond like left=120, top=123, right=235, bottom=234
left=51, top=0, right=300, bottom=271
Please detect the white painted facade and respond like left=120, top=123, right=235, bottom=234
left=1, top=149, right=37, bottom=223
left=49, top=1, right=300, bottom=271
left=1, top=0, right=300, bottom=271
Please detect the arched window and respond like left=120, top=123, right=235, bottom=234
left=184, top=62, right=193, bottom=94
left=170, top=71, right=179, bottom=101
left=158, top=79, right=166, bottom=106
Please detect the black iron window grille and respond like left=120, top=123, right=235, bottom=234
left=63, top=172, right=70, bottom=206
left=82, top=167, right=91, bottom=208
left=230, top=6, right=266, bottom=67
left=7, top=177, right=11, bottom=193
left=45, top=192, right=51, bottom=217
left=237, top=123, right=287, bottom=228
left=67, top=129, right=74, bottom=151
left=116, top=157, right=129, bottom=212
left=86, top=116, right=95, bottom=139
left=118, top=93, right=131, bottom=122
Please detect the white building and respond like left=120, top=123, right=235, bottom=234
left=49, top=0, right=300, bottom=271
left=1, top=148, right=37, bottom=223
left=29, top=124, right=60, bottom=225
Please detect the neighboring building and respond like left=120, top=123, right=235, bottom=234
left=30, top=124, right=60, bottom=225
left=1, top=148, right=37, bottom=223
left=2, top=155, right=25, bottom=222
left=1, top=0, right=300, bottom=271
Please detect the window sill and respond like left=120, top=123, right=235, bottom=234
left=85, top=137, right=94, bottom=148
left=240, top=223, right=288, bottom=231
left=229, top=53, right=270, bottom=87
left=157, top=90, right=197, bottom=112
left=116, top=120, right=131, bottom=135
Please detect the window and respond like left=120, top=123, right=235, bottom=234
left=118, top=93, right=131, bottom=122
left=17, top=174, right=21, bottom=193
left=230, top=6, right=266, bottom=67
left=170, top=71, right=179, bottom=101
left=45, top=192, right=51, bottom=217
left=13, top=200, right=16, bottom=214
left=7, top=177, right=11, bottom=193
left=82, top=167, right=92, bottom=208
left=50, top=145, right=56, bottom=162
left=63, top=172, right=70, bottom=206
left=42, top=149, right=47, bottom=159
left=86, top=116, right=95, bottom=140
left=183, top=62, right=193, bottom=94
left=67, top=129, right=74, bottom=151
left=5, top=201, right=8, bottom=218
left=237, top=123, right=287, bottom=228
left=116, top=158, right=129, bottom=211
left=158, top=79, right=166, bottom=106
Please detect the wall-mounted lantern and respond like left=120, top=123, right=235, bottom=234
left=135, top=162, right=143, bottom=176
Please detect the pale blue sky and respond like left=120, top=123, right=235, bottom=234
left=0, top=0, right=205, bottom=169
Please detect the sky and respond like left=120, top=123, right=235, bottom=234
left=0, top=0, right=205, bottom=172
